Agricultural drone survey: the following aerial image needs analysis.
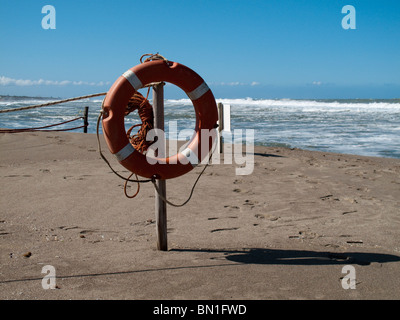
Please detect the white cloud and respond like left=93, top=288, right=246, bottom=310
left=0, top=76, right=110, bottom=87
left=312, top=81, right=322, bottom=86
left=211, top=81, right=260, bottom=86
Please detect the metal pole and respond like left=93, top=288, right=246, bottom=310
left=152, top=82, right=168, bottom=251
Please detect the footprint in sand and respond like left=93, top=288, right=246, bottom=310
left=223, top=205, right=240, bottom=210
left=254, top=213, right=279, bottom=221
left=210, top=227, right=239, bottom=233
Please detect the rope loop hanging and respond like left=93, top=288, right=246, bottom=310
left=125, top=90, right=154, bottom=153
left=123, top=52, right=168, bottom=153
left=140, top=53, right=168, bottom=64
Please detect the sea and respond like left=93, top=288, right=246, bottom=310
left=1, top=95, right=399, bottom=159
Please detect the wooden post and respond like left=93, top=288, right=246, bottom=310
left=152, top=82, right=168, bottom=251
left=83, top=106, right=89, bottom=133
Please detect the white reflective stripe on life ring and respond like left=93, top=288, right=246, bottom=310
left=187, top=82, right=209, bottom=101
left=114, top=143, right=136, bottom=161
left=122, top=70, right=143, bottom=90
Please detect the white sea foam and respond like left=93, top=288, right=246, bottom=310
left=1, top=96, right=399, bottom=158
left=165, top=97, right=400, bottom=112
left=0, top=99, right=56, bottom=107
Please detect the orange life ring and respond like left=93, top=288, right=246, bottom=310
left=102, top=60, right=218, bottom=180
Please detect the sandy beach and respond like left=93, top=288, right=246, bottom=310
left=1, top=131, right=399, bottom=300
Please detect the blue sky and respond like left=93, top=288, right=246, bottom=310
left=0, top=0, right=399, bottom=99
